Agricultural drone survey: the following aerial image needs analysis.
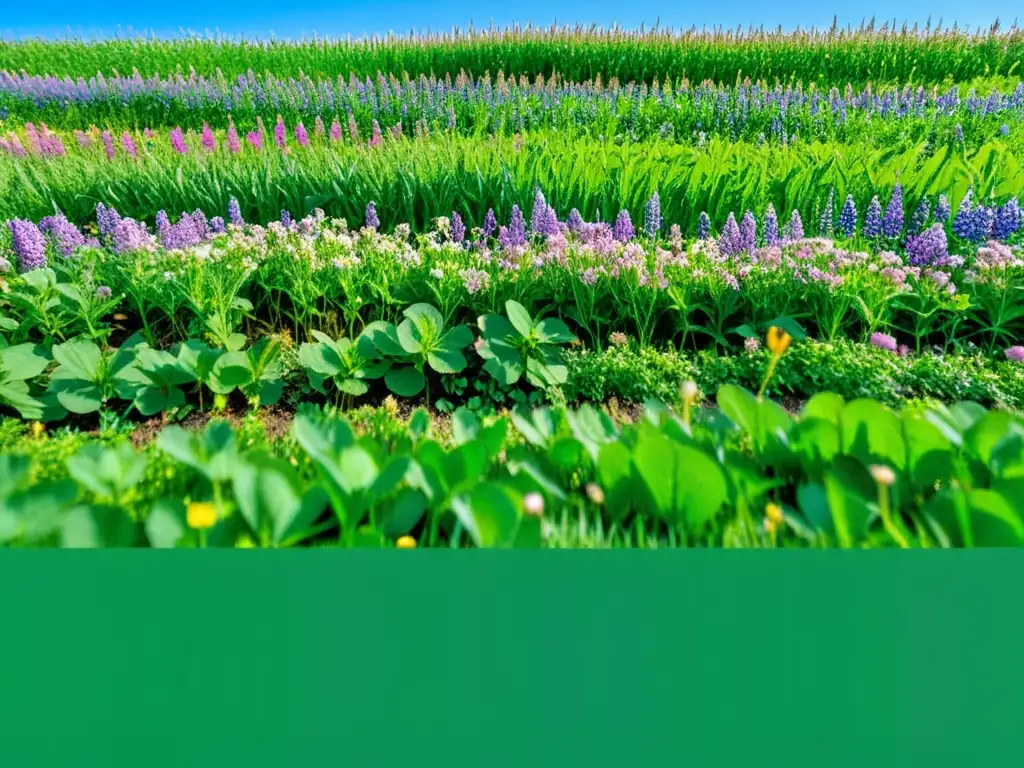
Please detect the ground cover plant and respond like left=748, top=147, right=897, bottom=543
left=2, top=20, right=1023, bottom=548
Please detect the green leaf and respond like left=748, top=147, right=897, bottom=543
left=534, top=318, right=576, bottom=344
left=380, top=488, right=427, bottom=537
left=477, top=313, right=517, bottom=343
left=0, top=343, right=50, bottom=381
left=452, top=482, right=523, bottom=548
left=146, top=499, right=189, bottom=548
left=385, top=366, right=425, bottom=397
left=51, top=338, right=103, bottom=381
left=61, top=504, right=139, bottom=548
left=505, top=300, right=535, bottom=337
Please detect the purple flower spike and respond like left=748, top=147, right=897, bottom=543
left=697, top=212, right=710, bottom=240
left=169, top=126, right=188, bottom=154
left=1006, top=346, right=1024, bottom=363
left=201, top=122, right=216, bottom=151
left=451, top=212, right=466, bottom=244
left=864, top=196, right=883, bottom=238
left=839, top=195, right=857, bottom=237
left=740, top=211, right=757, bottom=253
left=764, top=204, right=780, bottom=246
left=228, top=197, right=243, bottom=227
left=506, top=205, right=526, bottom=246
left=483, top=208, right=497, bottom=238
left=882, top=184, right=904, bottom=238
left=365, top=201, right=380, bottom=230
left=612, top=210, right=635, bottom=243
left=784, top=209, right=804, bottom=242
left=718, top=213, right=743, bottom=255
left=9, top=219, right=48, bottom=272
left=644, top=192, right=661, bottom=238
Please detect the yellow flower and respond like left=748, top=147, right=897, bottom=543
left=766, top=326, right=792, bottom=356
left=765, top=503, right=784, bottom=525
left=31, top=421, right=45, bottom=438
left=396, top=535, right=417, bottom=549
left=186, top=501, right=217, bottom=530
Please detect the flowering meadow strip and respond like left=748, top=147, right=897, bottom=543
left=2, top=201, right=1023, bottom=359
left=1, top=22, right=1022, bottom=85
left=2, top=70, right=1022, bottom=146
left=1, top=129, right=1023, bottom=237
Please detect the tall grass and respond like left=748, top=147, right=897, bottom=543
left=1, top=22, right=1021, bottom=85
left=3, top=132, right=1020, bottom=231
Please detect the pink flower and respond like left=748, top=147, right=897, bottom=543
left=1006, top=346, right=1024, bottom=362
left=870, top=332, right=898, bottom=353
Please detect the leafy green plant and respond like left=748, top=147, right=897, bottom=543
left=0, top=342, right=52, bottom=420
left=476, top=300, right=576, bottom=390
left=46, top=336, right=139, bottom=415
left=367, top=304, right=473, bottom=406
left=297, top=329, right=390, bottom=406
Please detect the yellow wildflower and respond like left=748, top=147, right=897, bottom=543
left=186, top=501, right=217, bottom=530
left=396, top=535, right=417, bottom=549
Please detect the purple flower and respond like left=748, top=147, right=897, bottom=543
left=246, top=130, right=263, bottom=151
left=784, top=209, right=804, bottom=242
left=953, top=190, right=975, bottom=240
left=906, top=224, right=949, bottom=267
left=451, top=212, right=465, bottom=244
left=882, top=184, right=904, bottom=238
left=718, top=212, right=743, bottom=255
left=644, top=192, right=661, bottom=237
left=201, top=122, right=216, bottom=151
left=121, top=131, right=137, bottom=158
left=348, top=113, right=359, bottom=142
left=819, top=189, right=835, bottom=237
left=483, top=208, right=497, bottom=238
left=274, top=116, right=287, bottom=150
left=280, top=210, right=292, bottom=227
left=567, top=209, right=584, bottom=233
left=1000, top=124, right=1010, bottom=136
left=954, top=123, right=964, bottom=143
left=460, top=268, right=490, bottom=295
left=971, top=205, right=996, bottom=243
left=9, top=219, right=47, bottom=272
left=870, top=332, right=898, bottom=353
left=697, top=211, right=710, bottom=240
left=1006, top=346, right=1024, bottom=362
left=864, top=196, right=882, bottom=238
left=96, top=285, right=112, bottom=299
left=506, top=205, right=526, bottom=246
left=155, top=210, right=170, bottom=235
left=96, top=202, right=121, bottom=238
left=101, top=130, right=115, bottom=160
left=994, top=198, right=1022, bottom=241
left=38, top=214, right=86, bottom=258
left=764, top=204, right=780, bottom=246
left=226, top=122, right=242, bottom=154
left=910, top=197, right=930, bottom=234
left=169, top=126, right=188, bottom=154
left=330, top=118, right=342, bottom=142
left=612, top=210, right=635, bottom=242
left=295, top=122, right=309, bottom=147
left=740, top=211, right=757, bottom=253
left=111, top=218, right=153, bottom=254
left=369, top=120, right=382, bottom=147
left=365, top=201, right=379, bottom=230
left=531, top=190, right=550, bottom=235
left=210, top=216, right=226, bottom=234
left=935, top=194, right=951, bottom=223
left=838, top=194, right=857, bottom=237
left=228, top=197, right=243, bottom=227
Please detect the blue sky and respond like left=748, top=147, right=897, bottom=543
left=0, top=0, right=1019, bottom=39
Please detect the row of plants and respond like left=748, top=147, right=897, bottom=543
left=2, top=24, right=1021, bottom=84
left=5, top=324, right=1024, bottom=429
left=2, top=72, right=1021, bottom=150
left=4, top=362, right=1024, bottom=548
left=2, top=206, right=1022, bottom=355
left=2, top=131, right=1022, bottom=232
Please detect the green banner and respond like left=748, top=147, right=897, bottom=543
left=0, top=552, right=1018, bottom=766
